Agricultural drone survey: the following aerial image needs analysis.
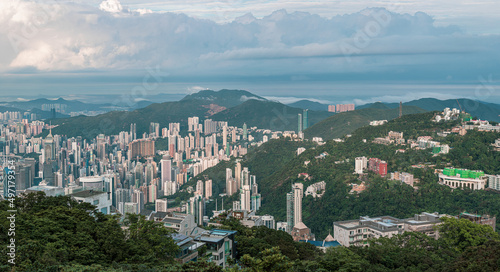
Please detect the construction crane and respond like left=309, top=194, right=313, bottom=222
left=456, top=99, right=464, bottom=113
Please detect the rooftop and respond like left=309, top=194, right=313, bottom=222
left=70, top=190, right=107, bottom=198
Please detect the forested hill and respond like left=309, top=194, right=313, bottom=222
left=211, top=99, right=333, bottom=132
left=187, top=111, right=500, bottom=241
left=304, top=105, right=427, bottom=140
left=357, top=98, right=500, bottom=122
left=38, top=90, right=332, bottom=139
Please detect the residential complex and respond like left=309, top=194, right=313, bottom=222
left=333, top=212, right=445, bottom=247
left=438, top=168, right=487, bottom=190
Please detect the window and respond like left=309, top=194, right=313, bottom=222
left=363, top=229, right=367, bottom=232
left=349, top=237, right=354, bottom=241
left=93, top=200, right=99, bottom=205
left=349, top=231, right=354, bottom=235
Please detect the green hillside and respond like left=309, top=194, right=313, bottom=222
left=181, top=89, right=266, bottom=108
left=304, top=105, right=427, bottom=140
left=189, top=111, right=500, bottom=240
left=211, top=99, right=333, bottom=131
left=39, top=90, right=332, bottom=139
left=42, top=99, right=212, bottom=139
left=358, top=98, right=500, bottom=122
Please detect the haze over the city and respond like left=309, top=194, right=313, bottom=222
left=1, top=0, right=499, bottom=104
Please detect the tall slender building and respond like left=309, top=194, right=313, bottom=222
left=235, top=162, right=242, bottom=190
left=130, top=123, right=136, bottom=141
left=223, top=126, right=228, bottom=149
left=205, top=179, right=212, bottom=199
left=302, top=110, right=309, bottom=130
left=286, top=183, right=304, bottom=233
left=298, top=113, right=303, bottom=133
left=160, top=156, right=171, bottom=183
left=251, top=175, right=261, bottom=211
left=243, top=123, right=248, bottom=140
left=189, top=195, right=205, bottom=226
left=240, top=185, right=251, bottom=212
left=241, top=167, right=249, bottom=187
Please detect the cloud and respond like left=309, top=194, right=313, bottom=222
left=240, top=95, right=265, bottom=102
left=186, top=86, right=209, bottom=94
left=99, top=0, right=124, bottom=13
left=0, top=0, right=498, bottom=85
left=263, top=96, right=332, bottom=104
left=352, top=92, right=463, bottom=106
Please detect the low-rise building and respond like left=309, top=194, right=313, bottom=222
left=191, top=229, right=237, bottom=268
left=305, top=181, right=326, bottom=198
left=172, top=233, right=200, bottom=264
left=70, top=190, right=112, bottom=214
left=457, top=212, right=496, bottom=230
left=438, top=168, right=487, bottom=190
left=403, top=212, right=444, bottom=239
left=334, top=212, right=446, bottom=247
left=334, top=216, right=403, bottom=246
left=291, top=221, right=315, bottom=242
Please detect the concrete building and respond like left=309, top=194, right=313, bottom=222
left=70, top=190, right=112, bottom=214
left=172, top=233, right=200, bottom=264
left=160, top=157, right=172, bottom=183
left=458, top=212, right=496, bottom=231
left=368, top=158, right=387, bottom=177
left=24, top=185, right=64, bottom=197
left=286, top=183, right=304, bottom=232
left=240, top=185, right=251, bottom=212
left=334, top=216, right=404, bottom=247
left=261, top=215, right=276, bottom=229
left=304, top=181, right=326, bottom=198
left=438, top=168, right=487, bottom=190
left=355, top=157, right=367, bottom=174
left=129, top=139, right=155, bottom=158
left=403, top=212, right=444, bottom=239
left=205, top=179, right=213, bottom=199
left=162, top=213, right=196, bottom=236
left=156, top=198, right=168, bottom=212
left=291, top=221, right=314, bottom=242
left=488, top=175, right=500, bottom=191
left=191, top=229, right=237, bottom=268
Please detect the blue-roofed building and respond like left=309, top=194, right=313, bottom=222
left=191, top=229, right=237, bottom=268
left=171, top=233, right=201, bottom=264
left=300, top=233, right=340, bottom=252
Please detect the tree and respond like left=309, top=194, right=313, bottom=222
left=317, top=247, right=369, bottom=272
left=240, top=247, right=293, bottom=272
left=124, top=214, right=179, bottom=265
left=438, top=217, right=500, bottom=252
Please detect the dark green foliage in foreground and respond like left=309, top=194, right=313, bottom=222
left=0, top=192, right=179, bottom=271
left=1, top=194, right=499, bottom=271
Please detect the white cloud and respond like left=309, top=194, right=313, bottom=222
left=352, top=92, right=462, bottom=106
left=186, top=86, right=209, bottom=94
left=0, top=0, right=498, bottom=84
left=263, top=96, right=332, bottom=104
left=240, top=95, right=265, bottom=102
left=99, top=0, right=124, bottom=13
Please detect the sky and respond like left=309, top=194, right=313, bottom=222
left=0, top=0, right=499, bottom=104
